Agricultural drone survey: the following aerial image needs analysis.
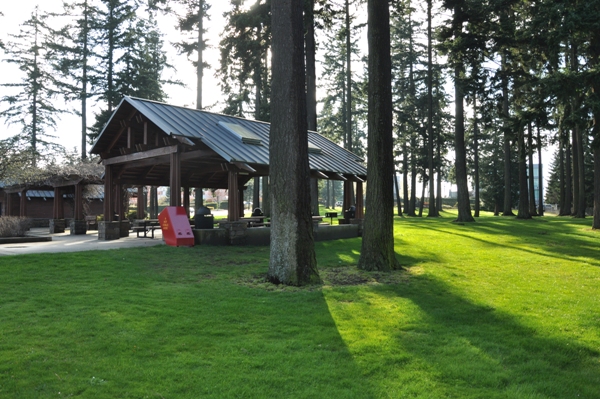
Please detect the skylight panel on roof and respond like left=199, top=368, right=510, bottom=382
left=218, top=121, right=263, bottom=145
left=308, top=141, right=323, bottom=154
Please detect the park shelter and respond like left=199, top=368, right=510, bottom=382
left=1, top=178, right=103, bottom=227
left=90, top=96, right=367, bottom=224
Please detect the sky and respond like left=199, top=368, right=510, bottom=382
left=0, top=0, right=232, bottom=153
left=0, top=1, right=553, bottom=197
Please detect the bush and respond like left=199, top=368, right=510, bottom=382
left=0, top=217, right=33, bottom=237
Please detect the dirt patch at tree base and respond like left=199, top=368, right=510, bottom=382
left=237, top=266, right=409, bottom=292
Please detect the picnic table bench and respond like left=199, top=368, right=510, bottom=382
left=240, top=216, right=267, bottom=228
left=85, top=215, right=98, bottom=230
left=132, top=219, right=161, bottom=238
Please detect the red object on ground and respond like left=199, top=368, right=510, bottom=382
left=158, top=206, right=195, bottom=247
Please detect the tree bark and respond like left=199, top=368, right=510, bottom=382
left=564, top=133, right=573, bottom=215
left=537, top=125, right=544, bottom=216
left=591, top=29, right=600, bottom=229
left=426, top=0, right=438, bottom=217
left=394, top=171, right=402, bottom=216
left=527, top=123, right=538, bottom=216
left=453, top=62, right=474, bottom=223
left=196, top=0, right=204, bottom=110
left=268, top=0, right=318, bottom=285
left=594, top=147, right=600, bottom=229
left=473, top=98, right=480, bottom=217
left=305, top=0, right=317, bottom=132
left=358, top=0, right=399, bottom=271
left=402, top=143, right=409, bottom=214
left=345, top=0, right=353, bottom=154
left=501, top=54, right=514, bottom=216
left=516, top=126, right=531, bottom=219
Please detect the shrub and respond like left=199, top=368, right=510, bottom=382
left=0, top=217, right=33, bottom=237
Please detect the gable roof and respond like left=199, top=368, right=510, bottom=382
left=91, top=97, right=366, bottom=179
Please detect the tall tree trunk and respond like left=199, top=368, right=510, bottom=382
left=516, top=126, right=531, bottom=219
left=358, top=0, right=399, bottom=271
left=591, top=29, right=600, bottom=229
left=537, top=125, right=544, bottom=216
left=594, top=147, right=600, bottom=229
left=268, top=0, right=317, bottom=285
left=305, top=0, right=320, bottom=217
left=394, top=171, right=402, bottom=216
left=253, top=178, right=260, bottom=210
left=81, top=0, right=90, bottom=159
left=418, top=180, right=426, bottom=217
left=473, top=97, right=480, bottom=217
left=564, top=133, right=573, bottom=215
left=426, top=0, right=437, bottom=217
left=572, top=126, right=581, bottom=216
left=196, top=0, right=204, bottom=110
left=409, top=138, right=417, bottom=216
left=501, top=53, right=514, bottom=216
left=558, top=135, right=566, bottom=214
left=571, top=43, right=586, bottom=218
left=402, top=143, right=410, bottom=214
left=436, top=124, right=443, bottom=212
left=528, top=123, right=538, bottom=216
left=345, top=0, right=352, bottom=154
left=453, top=61, right=474, bottom=223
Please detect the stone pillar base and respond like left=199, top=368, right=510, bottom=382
left=350, top=218, right=364, bottom=237
left=98, top=221, right=120, bottom=241
left=49, top=219, right=66, bottom=234
left=70, top=220, right=87, bottom=235
left=218, top=220, right=248, bottom=245
left=120, top=220, right=130, bottom=238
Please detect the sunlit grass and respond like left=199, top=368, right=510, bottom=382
left=0, top=212, right=599, bottom=398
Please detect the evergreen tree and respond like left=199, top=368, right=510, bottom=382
left=49, top=0, right=99, bottom=159
left=173, top=0, right=211, bottom=110
left=358, top=0, right=399, bottom=271
left=218, top=0, right=271, bottom=121
left=268, top=0, right=318, bottom=285
left=0, top=7, right=64, bottom=165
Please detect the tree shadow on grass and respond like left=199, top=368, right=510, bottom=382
left=421, top=219, right=600, bottom=268
left=372, top=274, right=600, bottom=398
left=0, top=252, right=378, bottom=398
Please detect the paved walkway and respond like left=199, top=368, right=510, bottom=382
left=0, top=228, right=165, bottom=256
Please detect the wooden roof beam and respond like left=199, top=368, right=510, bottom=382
left=103, top=145, right=179, bottom=166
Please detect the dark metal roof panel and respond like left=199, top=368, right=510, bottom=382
left=99, top=97, right=366, bottom=177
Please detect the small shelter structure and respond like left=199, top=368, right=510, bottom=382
left=91, top=97, right=367, bottom=240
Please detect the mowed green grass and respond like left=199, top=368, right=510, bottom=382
left=1, top=212, right=599, bottom=398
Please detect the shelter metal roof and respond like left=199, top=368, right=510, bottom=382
left=91, top=97, right=367, bottom=179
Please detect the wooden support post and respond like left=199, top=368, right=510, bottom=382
left=170, top=150, right=181, bottom=206
left=74, top=183, right=84, bottom=220
left=53, top=188, right=64, bottom=219
left=127, top=126, right=133, bottom=149
left=104, top=165, right=114, bottom=221
left=183, top=186, right=190, bottom=217
left=5, top=192, right=12, bottom=216
left=239, top=186, right=244, bottom=217
left=19, top=189, right=27, bottom=217
left=143, top=122, right=148, bottom=145
left=343, top=181, right=353, bottom=212
left=116, top=184, right=123, bottom=221
left=228, top=170, right=240, bottom=221
left=136, top=186, right=145, bottom=219
left=356, top=181, right=364, bottom=219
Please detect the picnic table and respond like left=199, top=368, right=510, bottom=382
left=132, top=219, right=161, bottom=238
left=240, top=216, right=268, bottom=227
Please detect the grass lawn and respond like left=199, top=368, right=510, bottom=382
left=1, top=211, right=599, bottom=398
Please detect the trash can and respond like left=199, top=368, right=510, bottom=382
left=195, top=206, right=214, bottom=229
left=344, top=205, right=356, bottom=220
